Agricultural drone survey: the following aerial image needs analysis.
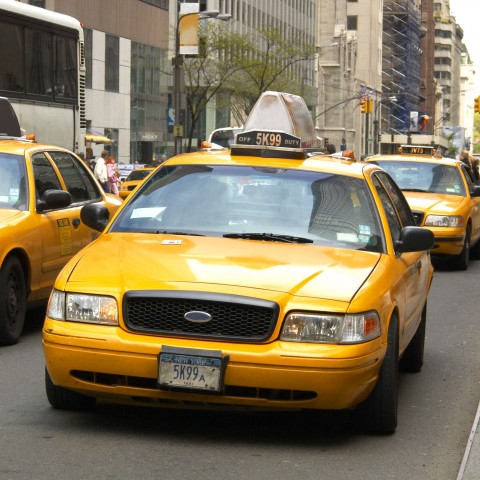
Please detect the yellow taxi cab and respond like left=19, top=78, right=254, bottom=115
left=0, top=97, right=122, bottom=345
left=366, top=145, right=480, bottom=270
left=118, top=167, right=156, bottom=200
left=43, top=92, right=434, bottom=434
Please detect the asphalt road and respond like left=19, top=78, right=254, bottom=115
left=0, top=256, right=478, bottom=480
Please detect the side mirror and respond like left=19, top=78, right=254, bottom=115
left=37, top=189, right=71, bottom=213
left=394, top=225, right=434, bottom=253
left=81, top=204, right=110, bottom=232
left=471, top=185, right=480, bottom=198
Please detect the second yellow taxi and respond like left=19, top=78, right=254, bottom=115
left=0, top=98, right=122, bottom=345
left=367, top=145, right=480, bottom=270
left=43, top=92, right=434, bottom=434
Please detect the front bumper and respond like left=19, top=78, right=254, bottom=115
left=427, top=227, right=465, bottom=255
left=43, top=319, right=384, bottom=411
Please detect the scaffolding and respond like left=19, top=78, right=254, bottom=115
left=381, top=0, right=423, bottom=134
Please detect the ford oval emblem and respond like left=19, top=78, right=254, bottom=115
left=184, top=310, right=212, bottom=324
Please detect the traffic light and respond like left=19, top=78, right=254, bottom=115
left=360, top=99, right=367, bottom=113
left=360, top=98, right=373, bottom=114
left=475, top=96, right=480, bottom=113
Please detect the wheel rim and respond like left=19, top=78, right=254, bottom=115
left=6, top=271, right=20, bottom=327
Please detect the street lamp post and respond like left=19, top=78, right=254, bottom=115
left=172, top=4, right=232, bottom=155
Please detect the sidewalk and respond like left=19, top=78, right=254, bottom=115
left=456, top=399, right=480, bottom=480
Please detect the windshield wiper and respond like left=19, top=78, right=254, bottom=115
left=145, top=230, right=205, bottom=236
left=223, top=232, right=313, bottom=243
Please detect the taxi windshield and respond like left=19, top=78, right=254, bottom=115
left=373, top=160, right=466, bottom=196
left=0, top=153, right=27, bottom=210
left=111, top=165, right=383, bottom=252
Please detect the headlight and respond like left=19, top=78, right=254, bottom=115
left=47, top=289, right=118, bottom=325
left=424, top=215, right=464, bottom=227
left=280, top=311, right=380, bottom=344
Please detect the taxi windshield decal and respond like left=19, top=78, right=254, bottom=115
left=235, top=130, right=301, bottom=149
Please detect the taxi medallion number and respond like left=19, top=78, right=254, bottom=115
left=158, top=347, right=224, bottom=393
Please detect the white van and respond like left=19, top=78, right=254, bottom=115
left=208, top=127, right=243, bottom=148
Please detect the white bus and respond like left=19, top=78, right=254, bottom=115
left=0, top=0, right=85, bottom=154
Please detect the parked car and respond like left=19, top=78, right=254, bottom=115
left=43, top=92, right=434, bottom=434
left=0, top=97, right=122, bottom=345
left=118, top=167, right=155, bottom=200
left=367, top=145, right=480, bottom=270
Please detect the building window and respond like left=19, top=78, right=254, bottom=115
left=347, top=16, right=357, bottom=30
left=84, top=28, right=92, bottom=89
left=105, top=34, right=119, bottom=92
left=28, top=0, right=45, bottom=7
left=140, top=0, right=168, bottom=9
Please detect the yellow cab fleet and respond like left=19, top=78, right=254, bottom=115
left=366, top=145, right=480, bottom=270
left=0, top=97, right=122, bottom=345
left=43, top=92, right=434, bottom=434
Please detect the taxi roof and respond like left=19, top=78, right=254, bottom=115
left=367, top=153, right=460, bottom=168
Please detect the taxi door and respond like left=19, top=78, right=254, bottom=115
left=461, top=165, right=480, bottom=244
left=30, top=152, right=84, bottom=297
left=372, top=172, right=431, bottom=347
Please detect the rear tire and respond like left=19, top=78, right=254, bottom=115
left=400, top=304, right=426, bottom=373
left=356, top=314, right=399, bottom=435
left=0, top=256, right=26, bottom=346
left=45, top=368, right=96, bottom=410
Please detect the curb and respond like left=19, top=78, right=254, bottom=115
left=456, top=398, right=480, bottom=480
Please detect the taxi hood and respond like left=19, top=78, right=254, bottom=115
left=403, top=191, right=465, bottom=213
left=0, top=209, right=24, bottom=224
left=67, top=234, right=380, bottom=302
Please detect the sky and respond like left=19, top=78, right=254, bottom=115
left=449, top=0, right=480, bottom=93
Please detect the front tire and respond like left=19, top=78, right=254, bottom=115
left=45, top=368, right=96, bottom=410
left=356, top=314, right=399, bottom=435
left=452, top=226, right=470, bottom=270
left=0, top=256, right=26, bottom=346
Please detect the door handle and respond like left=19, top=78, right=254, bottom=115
left=72, top=218, right=80, bottom=228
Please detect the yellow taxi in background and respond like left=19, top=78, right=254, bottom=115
left=43, top=92, right=434, bottom=434
left=118, top=167, right=155, bottom=200
left=0, top=97, right=122, bottom=345
left=367, top=145, right=480, bottom=270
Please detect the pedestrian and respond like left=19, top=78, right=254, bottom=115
left=470, top=155, right=480, bottom=184
left=106, top=155, right=119, bottom=195
left=459, top=150, right=472, bottom=174
left=94, top=150, right=110, bottom=193
left=326, top=143, right=336, bottom=154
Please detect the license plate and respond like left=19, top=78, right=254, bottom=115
left=158, top=346, right=225, bottom=393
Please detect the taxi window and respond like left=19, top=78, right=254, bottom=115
left=32, top=153, right=63, bottom=200
left=0, top=153, right=27, bottom=210
left=112, top=165, right=383, bottom=252
left=371, top=172, right=414, bottom=244
left=460, top=165, right=476, bottom=193
left=48, top=151, right=101, bottom=203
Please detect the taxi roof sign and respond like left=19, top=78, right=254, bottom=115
left=242, top=91, right=317, bottom=149
left=399, top=145, right=435, bottom=156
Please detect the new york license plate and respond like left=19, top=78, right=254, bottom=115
left=158, top=347, right=224, bottom=393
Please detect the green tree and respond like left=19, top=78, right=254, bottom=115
left=181, top=24, right=318, bottom=151
left=226, top=27, right=319, bottom=125
left=474, top=113, right=480, bottom=154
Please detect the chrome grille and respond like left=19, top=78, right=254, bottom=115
left=124, top=291, right=279, bottom=342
